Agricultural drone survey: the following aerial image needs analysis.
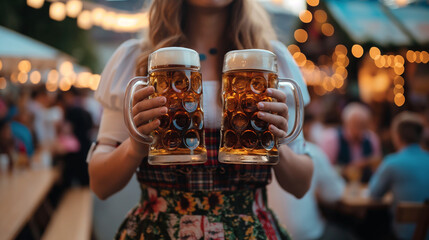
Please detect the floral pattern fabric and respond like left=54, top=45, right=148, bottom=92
left=115, top=185, right=290, bottom=240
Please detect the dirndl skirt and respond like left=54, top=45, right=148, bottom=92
left=115, top=184, right=290, bottom=240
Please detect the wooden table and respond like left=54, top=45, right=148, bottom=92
left=0, top=167, right=59, bottom=240
left=341, top=183, right=392, bottom=208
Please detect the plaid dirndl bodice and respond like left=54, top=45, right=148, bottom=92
left=137, top=129, right=272, bottom=191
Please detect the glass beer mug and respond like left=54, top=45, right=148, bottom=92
left=124, top=47, right=207, bottom=165
left=219, top=49, right=304, bottom=165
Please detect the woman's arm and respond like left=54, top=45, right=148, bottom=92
left=273, top=145, right=313, bottom=198
left=89, top=139, right=147, bottom=200
left=257, top=88, right=313, bottom=198
left=89, top=86, right=167, bottom=200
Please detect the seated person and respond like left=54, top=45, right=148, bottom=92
left=369, top=111, right=429, bottom=240
left=320, top=102, right=381, bottom=181
left=268, top=142, right=356, bottom=240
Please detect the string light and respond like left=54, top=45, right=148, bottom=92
left=18, top=72, right=28, bottom=84
left=30, top=71, right=41, bottom=84
left=307, top=0, right=320, bottom=7
left=66, top=0, right=82, bottom=18
left=50, top=2, right=66, bottom=21
left=0, top=59, right=3, bottom=71
left=287, top=44, right=300, bottom=54
left=394, top=76, right=404, bottom=85
left=414, top=51, right=421, bottom=63
left=321, top=23, right=334, bottom=36
left=314, top=10, right=327, bottom=23
left=369, top=47, right=381, bottom=59
left=27, top=0, right=44, bottom=9
left=394, top=93, right=405, bottom=107
left=299, top=10, right=312, bottom=23
left=294, top=29, right=308, bottom=43
left=351, top=44, right=363, bottom=58
left=77, top=10, right=92, bottom=29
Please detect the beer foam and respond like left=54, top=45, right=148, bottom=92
left=223, top=49, right=277, bottom=73
left=149, top=47, right=200, bottom=70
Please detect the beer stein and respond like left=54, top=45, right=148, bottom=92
left=219, top=49, right=304, bottom=165
left=124, top=47, right=207, bottom=165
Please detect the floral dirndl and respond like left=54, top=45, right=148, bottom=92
left=115, top=129, right=290, bottom=240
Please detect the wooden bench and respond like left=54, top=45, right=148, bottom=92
left=396, top=200, right=429, bottom=240
left=42, top=187, right=92, bottom=240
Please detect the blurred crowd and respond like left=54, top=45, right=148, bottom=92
left=0, top=85, right=101, bottom=187
left=1, top=83, right=429, bottom=240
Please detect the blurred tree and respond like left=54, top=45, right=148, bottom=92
left=0, top=0, right=99, bottom=72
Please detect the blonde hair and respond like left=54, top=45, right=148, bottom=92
left=135, top=0, right=277, bottom=76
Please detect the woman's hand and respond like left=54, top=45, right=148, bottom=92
left=130, top=86, right=167, bottom=154
left=257, top=88, right=288, bottom=141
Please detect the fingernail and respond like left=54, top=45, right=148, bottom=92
left=160, top=107, right=167, bottom=114
left=258, top=102, right=264, bottom=109
left=258, top=112, right=265, bottom=117
left=267, top=89, right=272, bottom=94
left=160, top=97, right=166, bottom=104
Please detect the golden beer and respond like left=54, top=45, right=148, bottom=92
left=219, top=49, right=303, bottom=165
left=125, top=47, right=207, bottom=165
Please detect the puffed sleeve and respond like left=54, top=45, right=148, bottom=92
left=271, top=40, right=310, bottom=154
left=94, top=39, right=142, bottom=146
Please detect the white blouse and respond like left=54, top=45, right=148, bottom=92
left=90, top=39, right=310, bottom=156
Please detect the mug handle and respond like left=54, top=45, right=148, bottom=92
left=278, top=78, right=304, bottom=145
left=123, top=76, right=154, bottom=144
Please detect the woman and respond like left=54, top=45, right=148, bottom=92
left=88, top=0, right=313, bottom=239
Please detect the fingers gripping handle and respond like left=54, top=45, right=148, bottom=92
left=278, top=78, right=304, bottom=145
left=124, top=77, right=154, bottom=144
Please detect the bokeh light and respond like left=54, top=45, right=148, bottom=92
left=294, top=29, right=308, bottom=43
left=50, top=2, right=66, bottom=21
left=314, top=10, right=327, bottom=23
left=30, top=71, right=41, bottom=84
left=351, top=44, right=364, bottom=58
left=66, top=0, right=82, bottom=18
left=369, top=47, right=381, bottom=59
left=321, top=23, right=334, bottom=36
left=307, top=0, right=320, bottom=7
left=299, top=10, right=312, bottom=23
left=394, top=93, right=405, bottom=107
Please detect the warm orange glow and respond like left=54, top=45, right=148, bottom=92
left=406, top=50, right=416, bottom=62
left=287, top=44, right=300, bottom=54
left=46, top=81, right=58, bottom=92
left=313, top=85, right=326, bottom=96
left=394, top=55, right=405, bottom=65
left=414, top=51, right=421, bottom=63
left=307, top=0, right=320, bottom=7
left=294, top=29, right=308, bottom=43
left=0, top=59, right=2, bottom=71
left=393, top=84, right=404, bottom=95
left=0, top=77, right=7, bottom=89
left=351, top=44, right=364, bottom=58
left=89, top=74, right=101, bottom=90
left=314, top=10, right=327, bottom=23
left=30, top=71, right=41, bottom=84
left=49, top=2, right=66, bottom=21
left=293, top=52, right=307, bottom=66
left=369, top=47, right=381, bottom=59
left=27, top=0, right=44, bottom=9
left=394, top=76, right=404, bottom=85
left=59, top=77, right=72, bottom=91
left=18, top=72, right=28, bottom=84
left=91, top=8, right=106, bottom=26
left=66, top=0, right=82, bottom=18
left=332, top=73, right=344, bottom=88
left=299, top=10, right=313, bottom=23
left=48, top=69, right=59, bottom=83
left=18, top=60, right=31, bottom=73
left=102, top=11, right=117, bottom=30
left=321, top=23, right=334, bottom=36
left=374, top=55, right=384, bottom=68
left=420, top=51, right=429, bottom=64
left=60, top=61, right=73, bottom=75
left=394, top=93, right=405, bottom=107
left=386, top=55, right=394, bottom=67
left=77, top=10, right=92, bottom=30
left=394, top=65, right=405, bottom=75
left=335, top=45, right=348, bottom=55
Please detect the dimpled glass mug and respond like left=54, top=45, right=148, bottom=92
left=124, top=47, right=207, bottom=165
left=219, top=49, right=304, bottom=165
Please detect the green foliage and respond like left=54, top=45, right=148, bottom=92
left=0, top=0, right=99, bottom=72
